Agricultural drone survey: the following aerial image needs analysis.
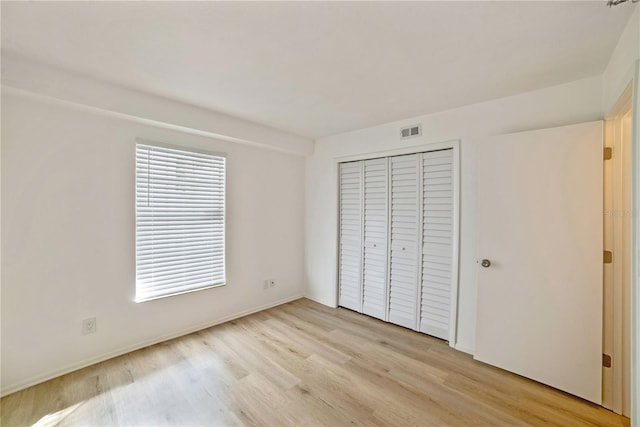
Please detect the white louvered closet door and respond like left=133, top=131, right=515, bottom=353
left=419, top=149, right=454, bottom=340
left=388, top=154, right=421, bottom=329
left=339, top=162, right=363, bottom=312
left=362, top=158, right=388, bottom=320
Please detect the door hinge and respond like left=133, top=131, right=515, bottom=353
left=604, top=147, right=612, bottom=160
left=603, top=353, right=612, bottom=368
left=604, top=250, right=613, bottom=264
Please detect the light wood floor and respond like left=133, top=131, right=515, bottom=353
left=1, top=298, right=630, bottom=427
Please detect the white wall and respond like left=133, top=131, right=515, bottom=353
left=305, top=76, right=603, bottom=354
left=2, top=53, right=314, bottom=156
left=1, top=90, right=306, bottom=394
left=603, top=6, right=639, bottom=114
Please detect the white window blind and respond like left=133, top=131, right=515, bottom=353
left=135, top=143, right=226, bottom=302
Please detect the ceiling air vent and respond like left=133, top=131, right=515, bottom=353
left=401, top=124, right=422, bottom=140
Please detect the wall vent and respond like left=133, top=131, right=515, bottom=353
left=400, top=124, right=422, bottom=139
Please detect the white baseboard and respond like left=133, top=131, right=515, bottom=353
left=303, top=294, right=338, bottom=308
left=453, top=343, right=474, bottom=355
left=1, top=295, right=303, bottom=397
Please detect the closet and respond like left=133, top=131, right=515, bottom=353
left=338, top=148, right=456, bottom=341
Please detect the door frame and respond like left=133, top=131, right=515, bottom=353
left=630, top=60, right=640, bottom=427
left=603, top=83, right=633, bottom=415
left=334, top=139, right=461, bottom=347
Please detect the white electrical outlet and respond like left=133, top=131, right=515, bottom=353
left=263, top=279, right=270, bottom=290
left=82, top=317, right=97, bottom=335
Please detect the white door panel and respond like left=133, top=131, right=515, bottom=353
left=420, top=149, right=454, bottom=340
left=475, top=121, right=603, bottom=404
left=388, top=154, right=420, bottom=329
left=338, top=162, right=363, bottom=312
left=362, top=158, right=388, bottom=320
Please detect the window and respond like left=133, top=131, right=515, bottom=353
left=135, top=142, right=226, bottom=302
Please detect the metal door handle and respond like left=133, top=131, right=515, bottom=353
left=481, top=259, right=491, bottom=268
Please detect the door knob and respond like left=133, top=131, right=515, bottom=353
left=481, top=259, right=491, bottom=268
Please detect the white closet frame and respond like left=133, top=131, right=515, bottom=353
left=335, top=140, right=461, bottom=347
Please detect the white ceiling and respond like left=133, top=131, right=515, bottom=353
left=1, top=1, right=634, bottom=139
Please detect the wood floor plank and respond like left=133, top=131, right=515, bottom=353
left=1, top=298, right=631, bottom=427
